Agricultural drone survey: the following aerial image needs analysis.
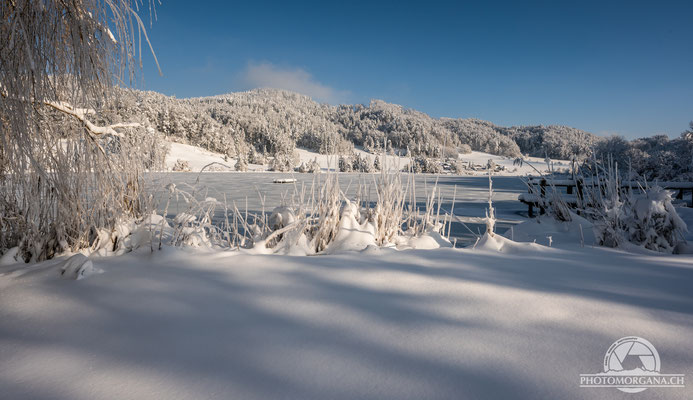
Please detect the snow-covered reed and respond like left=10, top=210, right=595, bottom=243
left=529, top=155, right=688, bottom=253
left=151, top=167, right=452, bottom=255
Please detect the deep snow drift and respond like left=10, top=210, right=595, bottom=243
left=1, top=237, right=692, bottom=399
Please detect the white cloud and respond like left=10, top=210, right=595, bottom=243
left=239, top=62, right=348, bottom=104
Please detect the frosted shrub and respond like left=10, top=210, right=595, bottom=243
left=373, top=155, right=382, bottom=171
left=596, top=187, right=687, bottom=252
left=269, top=153, right=295, bottom=172
left=296, top=158, right=321, bottom=173
left=449, top=160, right=467, bottom=174
left=352, top=153, right=374, bottom=172
left=410, top=156, right=443, bottom=174
left=338, top=156, right=353, bottom=172
left=296, top=163, right=309, bottom=173
left=158, top=164, right=450, bottom=254
left=172, top=159, right=192, bottom=172
left=235, top=156, right=248, bottom=172
left=541, top=157, right=689, bottom=253
left=306, top=158, right=321, bottom=173
left=459, top=144, right=473, bottom=154
left=248, top=148, right=266, bottom=165
left=442, top=146, right=459, bottom=158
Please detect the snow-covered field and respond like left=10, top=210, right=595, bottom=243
left=164, top=142, right=565, bottom=176
left=1, top=234, right=692, bottom=399
left=2, top=172, right=693, bottom=400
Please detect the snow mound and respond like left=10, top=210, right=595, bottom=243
left=59, top=254, right=98, bottom=280
left=399, top=231, right=453, bottom=250
left=269, top=206, right=296, bottom=231
left=505, top=213, right=596, bottom=248
left=0, top=247, right=20, bottom=266
left=324, top=202, right=377, bottom=254
left=475, top=232, right=554, bottom=254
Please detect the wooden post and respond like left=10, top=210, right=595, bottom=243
left=539, top=179, right=546, bottom=215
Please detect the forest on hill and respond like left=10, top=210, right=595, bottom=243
left=102, top=88, right=693, bottom=179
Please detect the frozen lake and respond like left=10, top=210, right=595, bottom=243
left=153, top=172, right=531, bottom=247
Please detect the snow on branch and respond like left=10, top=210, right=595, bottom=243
left=44, top=101, right=140, bottom=137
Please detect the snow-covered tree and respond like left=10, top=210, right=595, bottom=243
left=0, top=0, right=160, bottom=261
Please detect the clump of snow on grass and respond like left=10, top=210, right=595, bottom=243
left=474, top=231, right=551, bottom=254
left=59, top=254, right=99, bottom=280
left=0, top=247, right=20, bottom=266
left=324, top=201, right=377, bottom=254
left=400, top=231, right=452, bottom=250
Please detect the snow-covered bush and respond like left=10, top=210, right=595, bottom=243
left=410, top=156, right=443, bottom=174
left=172, top=159, right=192, bottom=172
left=296, top=158, right=321, bottom=173
left=352, top=153, right=374, bottom=172
left=338, top=156, right=353, bottom=172
left=248, top=147, right=266, bottom=165
left=539, top=157, right=688, bottom=253
left=595, top=186, right=687, bottom=252
left=269, top=153, right=296, bottom=172
left=373, top=155, right=382, bottom=171
left=449, top=160, right=467, bottom=174
left=235, top=156, right=248, bottom=172
left=459, top=144, right=472, bottom=154
left=155, top=166, right=451, bottom=255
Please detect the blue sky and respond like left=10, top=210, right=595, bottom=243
left=138, top=0, right=693, bottom=139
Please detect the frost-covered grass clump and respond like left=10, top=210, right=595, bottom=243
left=532, top=157, right=688, bottom=253
left=159, top=169, right=453, bottom=255
left=594, top=185, right=687, bottom=252
left=46, top=167, right=453, bottom=260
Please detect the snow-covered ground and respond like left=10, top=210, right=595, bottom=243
left=1, top=236, right=692, bottom=399
left=165, top=142, right=564, bottom=176
left=3, top=169, right=692, bottom=399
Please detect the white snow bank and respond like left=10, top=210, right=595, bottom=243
left=165, top=142, right=234, bottom=172
left=504, top=213, right=597, bottom=248
left=475, top=232, right=556, bottom=254
left=398, top=231, right=453, bottom=250
left=1, top=246, right=692, bottom=399
left=0, top=247, right=20, bottom=266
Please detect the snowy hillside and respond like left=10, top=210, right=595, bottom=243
left=107, top=88, right=599, bottom=163
left=103, top=88, right=693, bottom=180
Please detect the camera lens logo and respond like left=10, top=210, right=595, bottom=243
left=580, top=336, right=685, bottom=393
left=604, top=337, right=660, bottom=393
